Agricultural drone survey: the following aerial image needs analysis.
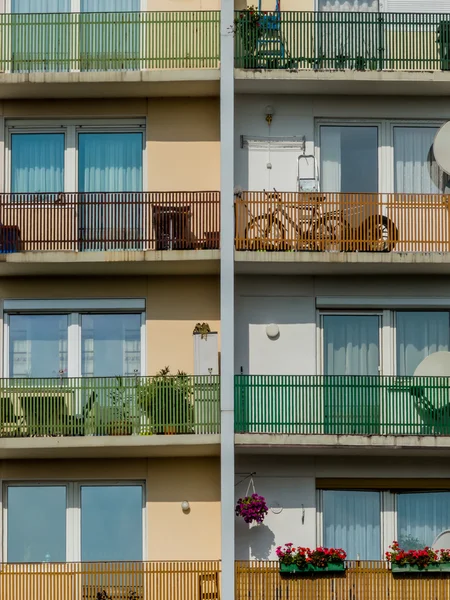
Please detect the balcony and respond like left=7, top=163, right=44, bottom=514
left=235, top=192, right=450, bottom=275
left=235, top=375, right=450, bottom=453
left=0, top=11, right=220, bottom=98
left=0, top=375, right=220, bottom=459
left=0, top=561, right=221, bottom=600
left=234, top=11, right=450, bottom=95
left=236, top=561, right=450, bottom=599
left=0, top=192, right=220, bottom=276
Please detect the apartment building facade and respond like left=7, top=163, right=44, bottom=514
left=1, top=0, right=450, bottom=599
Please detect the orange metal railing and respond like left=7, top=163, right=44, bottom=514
left=235, top=192, right=450, bottom=253
left=0, top=192, right=220, bottom=253
left=236, top=560, right=450, bottom=599
left=0, top=561, right=221, bottom=600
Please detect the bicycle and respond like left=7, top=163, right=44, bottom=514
left=242, top=190, right=399, bottom=252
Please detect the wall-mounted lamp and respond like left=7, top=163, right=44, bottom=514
left=266, top=323, right=280, bottom=339
left=181, top=500, right=190, bottom=513
left=265, top=105, right=274, bottom=126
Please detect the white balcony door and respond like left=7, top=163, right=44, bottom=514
left=323, top=314, right=380, bottom=434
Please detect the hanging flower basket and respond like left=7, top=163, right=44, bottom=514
left=235, top=493, right=269, bottom=524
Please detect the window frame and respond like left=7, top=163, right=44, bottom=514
left=315, top=118, right=445, bottom=195
left=2, top=480, right=146, bottom=563
left=3, top=299, right=146, bottom=378
left=4, top=119, right=147, bottom=194
left=4, top=0, right=147, bottom=14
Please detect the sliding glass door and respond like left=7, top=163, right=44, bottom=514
left=77, top=132, right=143, bottom=250
left=79, top=0, right=141, bottom=71
left=323, top=314, right=380, bottom=434
left=11, top=0, right=72, bottom=73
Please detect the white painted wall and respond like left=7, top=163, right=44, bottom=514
left=235, top=455, right=450, bottom=560
left=235, top=275, right=450, bottom=373
left=234, top=94, right=450, bottom=191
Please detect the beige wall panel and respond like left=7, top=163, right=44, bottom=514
left=147, top=0, right=220, bottom=10
left=0, top=458, right=148, bottom=480
left=147, top=457, right=221, bottom=560
left=146, top=275, right=220, bottom=374
left=3, top=99, right=147, bottom=119
left=237, top=0, right=313, bottom=8
left=147, top=98, right=220, bottom=191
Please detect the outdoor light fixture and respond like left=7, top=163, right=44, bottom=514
left=266, top=323, right=279, bottom=339
left=181, top=500, right=190, bottom=512
left=265, top=105, right=274, bottom=126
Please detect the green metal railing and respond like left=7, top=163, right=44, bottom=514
left=0, top=375, right=220, bottom=437
left=0, top=11, right=219, bottom=72
left=235, top=375, right=450, bottom=436
left=234, top=11, right=450, bottom=71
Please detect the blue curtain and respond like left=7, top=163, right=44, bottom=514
left=11, top=0, right=70, bottom=12
left=398, top=492, right=450, bottom=550
left=11, top=133, right=64, bottom=194
left=78, top=133, right=142, bottom=193
left=81, top=0, right=140, bottom=11
left=323, top=490, right=381, bottom=560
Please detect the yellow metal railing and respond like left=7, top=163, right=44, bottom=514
left=0, top=561, right=221, bottom=600
left=236, top=561, right=450, bottom=599
left=235, top=192, right=450, bottom=253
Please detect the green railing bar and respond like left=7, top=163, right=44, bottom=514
left=234, top=11, right=450, bottom=72
left=235, top=375, right=450, bottom=436
left=0, top=375, right=220, bottom=437
left=0, top=11, right=220, bottom=73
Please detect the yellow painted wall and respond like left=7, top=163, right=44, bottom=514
left=235, top=0, right=314, bottom=9
left=1, top=98, right=221, bottom=193
left=147, top=0, right=221, bottom=9
left=0, top=276, right=220, bottom=375
left=0, top=457, right=221, bottom=561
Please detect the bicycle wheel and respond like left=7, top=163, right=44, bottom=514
left=359, top=215, right=399, bottom=252
left=313, top=216, right=349, bottom=252
left=245, top=215, right=288, bottom=251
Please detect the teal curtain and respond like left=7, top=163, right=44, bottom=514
left=80, top=0, right=140, bottom=71
left=323, top=315, right=380, bottom=434
left=11, top=0, right=71, bottom=73
left=11, top=133, right=65, bottom=194
left=78, top=132, right=143, bottom=250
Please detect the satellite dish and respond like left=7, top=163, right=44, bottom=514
left=433, top=123, right=450, bottom=175
left=433, top=530, right=450, bottom=551
left=414, top=351, right=450, bottom=377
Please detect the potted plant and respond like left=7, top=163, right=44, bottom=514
left=137, top=367, right=193, bottom=435
left=276, top=544, right=346, bottom=575
left=234, top=5, right=263, bottom=68
left=386, top=541, right=450, bottom=574
left=235, top=493, right=268, bottom=524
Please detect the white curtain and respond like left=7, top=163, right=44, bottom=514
left=81, top=0, right=140, bottom=11
left=324, top=315, right=379, bottom=376
left=323, top=490, right=381, bottom=560
left=320, top=127, right=341, bottom=193
left=318, top=0, right=379, bottom=10
left=11, top=0, right=70, bottom=12
left=398, top=492, right=450, bottom=550
left=394, top=127, right=448, bottom=194
left=396, top=312, right=449, bottom=376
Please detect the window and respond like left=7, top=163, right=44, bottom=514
left=5, top=304, right=144, bottom=378
left=320, top=489, right=450, bottom=559
left=318, top=0, right=379, bottom=11
left=4, top=483, right=144, bottom=562
left=320, top=126, right=378, bottom=193
left=11, top=133, right=65, bottom=194
left=323, top=490, right=381, bottom=560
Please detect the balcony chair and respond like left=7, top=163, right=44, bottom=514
left=409, top=385, right=450, bottom=435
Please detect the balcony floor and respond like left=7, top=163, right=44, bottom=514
left=0, top=69, right=220, bottom=99
left=0, top=433, right=220, bottom=459
left=235, top=433, right=450, bottom=457
left=235, top=251, right=450, bottom=275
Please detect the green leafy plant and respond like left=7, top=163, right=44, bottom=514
left=137, top=367, right=193, bottom=434
left=234, top=5, right=263, bottom=68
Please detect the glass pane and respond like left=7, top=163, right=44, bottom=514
left=81, top=314, right=141, bottom=377
left=9, top=314, right=68, bottom=378
left=7, top=486, right=66, bottom=562
left=12, top=0, right=70, bottom=12
left=323, top=490, right=381, bottom=560
left=81, top=0, right=140, bottom=10
left=321, top=126, right=378, bottom=193
left=398, top=492, right=450, bottom=550
left=396, top=312, right=449, bottom=376
left=11, top=134, right=65, bottom=194
left=394, top=127, right=449, bottom=194
left=81, top=485, right=143, bottom=561
left=318, top=0, right=379, bottom=10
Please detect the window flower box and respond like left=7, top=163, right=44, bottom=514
left=280, top=563, right=345, bottom=575
left=392, top=563, right=450, bottom=575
